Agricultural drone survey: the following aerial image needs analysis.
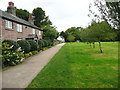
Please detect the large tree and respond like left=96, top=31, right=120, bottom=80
left=89, top=0, right=120, bottom=40
left=32, top=7, right=52, bottom=28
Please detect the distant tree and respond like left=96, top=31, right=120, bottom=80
left=67, top=34, right=75, bottom=42
left=32, top=7, right=52, bottom=28
left=16, top=9, right=30, bottom=21
left=63, top=27, right=82, bottom=42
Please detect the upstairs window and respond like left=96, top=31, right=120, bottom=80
left=17, top=24, right=23, bottom=32
left=32, top=28, right=35, bottom=34
left=5, top=20, right=13, bottom=29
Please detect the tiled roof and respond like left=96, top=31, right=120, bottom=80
left=0, top=9, right=41, bottom=30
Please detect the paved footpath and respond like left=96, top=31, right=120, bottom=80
left=1, top=43, right=65, bottom=88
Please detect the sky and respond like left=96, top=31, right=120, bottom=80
left=0, top=0, right=97, bottom=32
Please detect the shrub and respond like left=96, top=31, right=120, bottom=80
left=28, top=40, right=38, bottom=51
left=24, top=53, right=30, bottom=57
left=2, top=40, right=19, bottom=51
left=31, top=51, right=38, bottom=55
left=17, top=40, right=31, bottom=53
left=2, top=43, right=24, bottom=66
left=38, top=40, right=44, bottom=51
left=42, top=40, right=48, bottom=47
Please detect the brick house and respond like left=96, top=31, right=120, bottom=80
left=0, top=2, right=42, bottom=41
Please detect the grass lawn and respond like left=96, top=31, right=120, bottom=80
left=27, top=42, right=118, bottom=88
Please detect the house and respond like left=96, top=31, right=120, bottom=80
left=0, top=2, right=42, bottom=41
left=57, top=36, right=65, bottom=42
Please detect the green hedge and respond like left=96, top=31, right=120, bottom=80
left=17, top=40, right=31, bottom=53
left=38, top=40, right=44, bottom=51
left=28, top=40, right=38, bottom=51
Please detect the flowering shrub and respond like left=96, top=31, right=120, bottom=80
left=2, top=43, right=24, bottom=66
left=2, top=40, right=19, bottom=51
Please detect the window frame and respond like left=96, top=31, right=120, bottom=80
left=17, top=24, right=23, bottom=33
left=5, top=20, right=13, bottom=29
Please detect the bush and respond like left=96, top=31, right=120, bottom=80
left=2, top=43, right=24, bottom=66
left=42, top=40, right=48, bottom=47
left=2, top=40, right=19, bottom=51
left=28, top=40, right=38, bottom=51
left=38, top=40, right=44, bottom=51
left=17, top=40, right=31, bottom=53
left=31, top=51, right=38, bottom=55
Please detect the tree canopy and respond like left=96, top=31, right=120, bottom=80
left=42, top=25, right=58, bottom=41
left=32, top=7, right=52, bottom=28
left=60, top=27, right=82, bottom=42
left=16, top=9, right=30, bottom=21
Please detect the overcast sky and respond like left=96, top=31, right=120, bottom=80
left=0, top=0, right=96, bottom=32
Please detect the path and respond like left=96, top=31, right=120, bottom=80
left=1, top=43, right=65, bottom=88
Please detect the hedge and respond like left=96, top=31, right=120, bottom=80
left=17, top=40, right=31, bottom=53
left=28, top=40, right=38, bottom=51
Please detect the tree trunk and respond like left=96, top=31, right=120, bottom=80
left=98, top=42, right=103, bottom=53
left=93, top=42, right=95, bottom=48
left=90, top=43, right=92, bottom=47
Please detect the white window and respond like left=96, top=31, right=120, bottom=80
left=17, top=24, right=23, bottom=32
left=5, top=20, right=13, bottom=29
left=39, top=31, right=41, bottom=35
left=32, top=28, right=35, bottom=34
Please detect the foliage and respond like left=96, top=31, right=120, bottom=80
left=67, top=34, right=75, bottom=42
left=32, top=7, right=52, bottom=27
left=42, top=25, right=58, bottom=41
left=17, top=40, right=31, bottom=53
left=28, top=40, right=38, bottom=51
left=2, top=40, right=19, bottom=51
left=16, top=9, right=30, bottom=21
left=38, top=40, right=44, bottom=51
left=80, top=21, right=116, bottom=53
left=89, top=0, right=120, bottom=40
left=31, top=51, right=39, bottom=55
left=2, top=43, right=24, bottom=66
left=42, top=40, right=48, bottom=47
left=27, top=42, right=118, bottom=88
left=60, top=27, right=82, bottom=42
left=93, top=0, right=120, bottom=29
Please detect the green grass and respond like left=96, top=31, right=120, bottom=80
left=27, top=42, right=118, bottom=88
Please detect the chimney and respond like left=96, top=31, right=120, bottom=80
left=7, top=2, right=16, bottom=15
left=28, top=14, right=35, bottom=24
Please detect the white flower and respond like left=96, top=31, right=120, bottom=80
left=10, top=45, right=14, bottom=49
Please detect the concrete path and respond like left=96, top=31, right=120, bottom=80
left=1, top=43, right=65, bottom=88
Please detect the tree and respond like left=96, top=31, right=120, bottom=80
left=32, top=7, right=52, bottom=28
left=42, top=25, right=58, bottom=41
left=80, top=21, right=116, bottom=53
left=67, top=34, right=75, bottom=42
left=62, top=27, right=82, bottom=42
left=16, top=9, right=30, bottom=21
left=89, top=0, right=120, bottom=40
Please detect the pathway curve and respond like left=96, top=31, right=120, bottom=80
left=2, top=43, right=65, bottom=88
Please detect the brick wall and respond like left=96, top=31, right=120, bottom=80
left=1, top=18, right=42, bottom=41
